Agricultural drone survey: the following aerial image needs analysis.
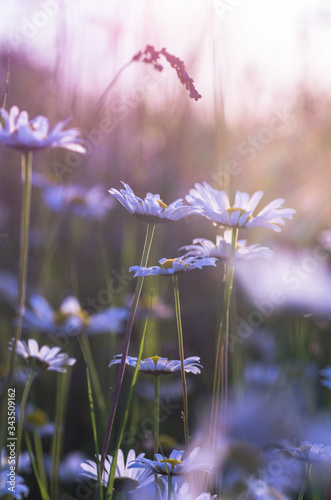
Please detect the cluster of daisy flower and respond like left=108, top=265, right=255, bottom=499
left=0, top=102, right=307, bottom=500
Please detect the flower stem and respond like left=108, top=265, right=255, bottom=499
left=50, top=371, right=72, bottom=500
left=209, top=227, right=238, bottom=444
left=154, top=374, right=160, bottom=456
left=105, top=291, right=152, bottom=500
left=298, top=463, right=312, bottom=500
left=154, top=374, right=160, bottom=486
left=0, top=152, right=33, bottom=452
left=80, top=335, right=108, bottom=428
left=25, top=431, right=50, bottom=500
left=172, top=275, right=189, bottom=445
left=79, top=337, right=104, bottom=500
left=97, top=223, right=155, bottom=500
left=33, top=430, right=48, bottom=494
left=16, top=372, right=35, bottom=471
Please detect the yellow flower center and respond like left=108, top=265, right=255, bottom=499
left=160, top=259, right=176, bottom=270
left=54, top=308, right=89, bottom=325
left=157, top=458, right=183, bottom=473
left=149, top=355, right=162, bottom=367
left=25, top=408, right=49, bottom=427
left=157, top=200, right=168, bottom=212
left=226, top=207, right=253, bottom=221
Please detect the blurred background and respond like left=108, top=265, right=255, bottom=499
left=1, top=0, right=331, bottom=498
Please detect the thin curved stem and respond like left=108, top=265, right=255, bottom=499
left=105, top=292, right=153, bottom=499
left=16, top=372, right=35, bottom=471
left=97, top=223, right=155, bottom=500
left=209, top=227, right=238, bottom=444
left=172, top=275, right=189, bottom=445
left=298, top=463, right=311, bottom=500
left=0, top=152, right=33, bottom=452
left=79, top=337, right=104, bottom=500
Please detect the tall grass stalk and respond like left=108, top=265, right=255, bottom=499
left=16, top=372, right=35, bottom=471
left=79, top=337, right=104, bottom=500
left=172, top=275, right=189, bottom=445
left=105, top=292, right=152, bottom=499
left=50, top=370, right=72, bottom=500
left=210, top=227, right=238, bottom=443
left=97, top=223, right=155, bottom=500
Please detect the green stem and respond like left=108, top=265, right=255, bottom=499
left=16, top=372, right=35, bottom=471
left=105, top=291, right=152, bottom=500
left=209, top=227, right=238, bottom=443
left=25, top=431, right=51, bottom=500
left=154, top=374, right=160, bottom=456
left=168, top=475, right=173, bottom=500
left=154, top=374, right=160, bottom=486
left=80, top=335, right=108, bottom=428
left=0, top=152, right=33, bottom=452
left=50, top=371, right=72, bottom=500
left=298, top=463, right=311, bottom=500
left=79, top=337, right=104, bottom=500
left=172, top=275, right=189, bottom=445
left=33, top=430, right=48, bottom=494
left=98, top=223, right=155, bottom=500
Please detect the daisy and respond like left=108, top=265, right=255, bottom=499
left=108, top=182, right=199, bottom=223
left=276, top=440, right=331, bottom=463
left=180, top=230, right=274, bottom=261
left=128, top=447, right=213, bottom=477
left=186, top=182, right=295, bottom=232
left=0, top=471, right=29, bottom=499
left=80, top=449, right=152, bottom=492
left=22, top=294, right=128, bottom=337
left=130, top=256, right=217, bottom=277
left=0, top=106, right=86, bottom=153
left=9, top=338, right=76, bottom=373
left=41, top=183, right=114, bottom=219
left=109, top=355, right=202, bottom=375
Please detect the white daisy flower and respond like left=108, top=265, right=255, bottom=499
left=9, top=338, right=76, bottom=373
left=276, top=440, right=331, bottom=464
left=186, top=182, right=295, bottom=232
left=130, top=256, right=217, bottom=277
left=80, top=449, right=152, bottom=492
left=22, top=294, right=128, bottom=337
left=128, top=447, right=213, bottom=477
left=109, top=355, right=202, bottom=375
left=0, top=106, right=86, bottom=153
left=179, top=230, right=274, bottom=261
left=108, top=182, right=199, bottom=223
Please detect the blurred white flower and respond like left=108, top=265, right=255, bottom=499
left=41, top=184, right=114, bottom=219
left=0, top=106, right=85, bottom=153
left=236, top=249, right=331, bottom=316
